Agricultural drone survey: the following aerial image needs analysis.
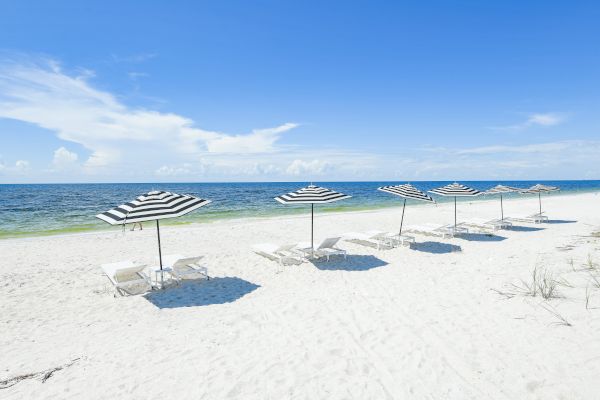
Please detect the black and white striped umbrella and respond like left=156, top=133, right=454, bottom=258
left=520, top=184, right=559, bottom=215
left=485, top=185, right=521, bottom=221
left=429, top=183, right=482, bottom=228
left=378, top=184, right=434, bottom=237
left=275, top=184, right=351, bottom=254
left=96, top=190, right=211, bottom=270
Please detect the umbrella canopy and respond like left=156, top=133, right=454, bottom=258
left=378, top=184, right=434, bottom=237
left=428, top=182, right=482, bottom=228
left=484, top=185, right=521, bottom=221
left=525, top=184, right=560, bottom=193
left=520, top=184, right=559, bottom=215
left=96, top=190, right=211, bottom=270
left=275, top=184, right=351, bottom=254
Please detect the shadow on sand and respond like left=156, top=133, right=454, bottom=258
left=457, top=233, right=507, bottom=242
left=507, top=225, right=545, bottom=232
left=411, top=241, right=462, bottom=254
left=546, top=220, right=577, bottom=224
left=311, top=254, right=388, bottom=271
left=144, top=277, right=260, bottom=309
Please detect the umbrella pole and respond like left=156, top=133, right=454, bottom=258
left=311, top=203, right=314, bottom=257
left=399, top=198, right=406, bottom=237
left=156, top=220, right=163, bottom=269
left=500, top=195, right=504, bottom=221
left=538, top=192, right=542, bottom=215
left=156, top=220, right=164, bottom=287
left=454, top=196, right=457, bottom=228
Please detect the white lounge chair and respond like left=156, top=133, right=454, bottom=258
left=344, top=230, right=392, bottom=250
left=528, top=213, right=549, bottom=222
left=384, top=232, right=416, bottom=247
left=252, top=243, right=303, bottom=265
left=101, top=261, right=152, bottom=296
left=460, top=218, right=512, bottom=232
left=298, top=237, right=347, bottom=261
left=507, top=214, right=548, bottom=224
left=344, top=230, right=415, bottom=249
left=167, top=256, right=210, bottom=281
left=405, top=223, right=467, bottom=238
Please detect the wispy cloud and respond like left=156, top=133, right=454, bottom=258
left=128, top=71, right=149, bottom=80
left=0, top=57, right=299, bottom=170
left=489, top=112, right=567, bottom=131
left=110, top=52, right=157, bottom=64
left=456, top=141, right=573, bottom=155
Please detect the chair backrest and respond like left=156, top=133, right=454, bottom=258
left=318, top=237, right=340, bottom=250
left=101, top=261, right=138, bottom=278
left=366, top=230, right=386, bottom=239
left=172, top=256, right=203, bottom=269
left=276, top=243, right=297, bottom=252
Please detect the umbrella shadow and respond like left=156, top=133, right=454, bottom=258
left=311, top=255, right=388, bottom=271
left=457, top=233, right=507, bottom=242
left=411, top=241, right=462, bottom=254
left=507, top=225, right=545, bottom=232
left=546, top=219, right=577, bottom=224
left=144, top=277, right=260, bottom=309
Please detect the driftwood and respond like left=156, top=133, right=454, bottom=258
left=0, top=358, right=80, bottom=389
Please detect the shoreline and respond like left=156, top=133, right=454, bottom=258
left=2, top=189, right=598, bottom=241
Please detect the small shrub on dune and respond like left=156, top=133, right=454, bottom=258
left=511, top=265, right=561, bottom=300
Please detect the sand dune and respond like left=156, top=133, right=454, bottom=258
left=2, top=192, right=600, bottom=399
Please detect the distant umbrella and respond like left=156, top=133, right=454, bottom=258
left=96, top=190, right=211, bottom=271
left=275, top=184, right=351, bottom=255
left=485, top=185, right=521, bottom=221
left=429, top=182, right=482, bottom=228
left=520, top=184, right=559, bottom=215
left=378, top=184, right=434, bottom=238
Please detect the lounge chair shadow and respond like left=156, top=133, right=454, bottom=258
left=457, top=233, right=507, bottom=242
left=311, top=255, right=388, bottom=271
left=411, top=241, right=462, bottom=254
left=144, top=277, right=260, bottom=309
left=546, top=220, right=577, bottom=224
left=507, top=225, right=545, bottom=232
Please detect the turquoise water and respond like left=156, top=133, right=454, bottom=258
left=1, top=180, right=599, bottom=239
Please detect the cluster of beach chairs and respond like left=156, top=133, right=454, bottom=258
left=252, top=212, right=549, bottom=265
left=101, top=254, right=209, bottom=296
left=101, top=211, right=549, bottom=296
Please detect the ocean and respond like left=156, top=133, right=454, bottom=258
left=1, top=180, right=599, bottom=239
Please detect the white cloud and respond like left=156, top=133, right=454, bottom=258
left=155, top=164, right=193, bottom=177
left=52, top=147, right=78, bottom=168
left=490, top=112, right=567, bottom=131
left=527, top=113, right=564, bottom=126
left=203, top=123, right=299, bottom=153
left=1, top=159, right=31, bottom=175
left=0, top=57, right=299, bottom=169
left=15, top=160, right=29, bottom=170
left=286, top=159, right=331, bottom=176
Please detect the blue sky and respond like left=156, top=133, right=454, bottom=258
left=0, top=1, right=599, bottom=183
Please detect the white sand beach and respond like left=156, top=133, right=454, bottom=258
left=2, top=192, right=600, bottom=399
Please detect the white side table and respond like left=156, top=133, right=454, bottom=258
left=152, top=266, right=173, bottom=289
